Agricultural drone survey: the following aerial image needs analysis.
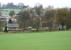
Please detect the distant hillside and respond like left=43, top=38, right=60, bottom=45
left=1, top=9, right=21, bottom=16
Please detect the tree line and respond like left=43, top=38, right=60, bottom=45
left=16, top=5, right=71, bottom=31
left=0, top=4, right=71, bottom=31
left=0, top=2, right=28, bottom=9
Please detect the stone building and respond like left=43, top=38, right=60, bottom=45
left=0, top=16, right=7, bottom=31
left=6, top=17, right=20, bottom=32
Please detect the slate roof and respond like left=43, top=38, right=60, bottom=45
left=7, top=23, right=19, bottom=28
left=0, top=16, right=7, bottom=21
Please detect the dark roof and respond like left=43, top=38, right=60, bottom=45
left=0, top=16, right=7, bottom=21
left=0, top=16, right=6, bottom=18
left=7, top=23, right=19, bottom=27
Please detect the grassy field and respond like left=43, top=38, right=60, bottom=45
left=0, top=31, right=71, bottom=50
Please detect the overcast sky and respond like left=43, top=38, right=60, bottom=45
left=0, top=0, right=71, bottom=8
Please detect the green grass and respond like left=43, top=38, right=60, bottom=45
left=0, top=31, right=71, bottom=50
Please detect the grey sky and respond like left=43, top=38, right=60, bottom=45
left=0, top=0, right=71, bottom=8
